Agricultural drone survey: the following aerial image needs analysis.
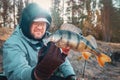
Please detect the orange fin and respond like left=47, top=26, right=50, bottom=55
left=61, top=47, right=70, bottom=54
left=82, top=52, right=91, bottom=60
left=97, top=53, right=111, bottom=67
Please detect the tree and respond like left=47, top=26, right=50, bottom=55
left=0, top=0, right=30, bottom=28
left=66, top=0, right=86, bottom=28
left=0, top=0, right=10, bottom=27
left=109, top=0, right=120, bottom=42
left=16, top=0, right=24, bottom=23
left=50, top=0, right=63, bottom=31
left=65, top=0, right=112, bottom=41
left=101, top=0, right=112, bottom=42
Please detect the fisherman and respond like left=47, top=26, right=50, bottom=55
left=2, top=3, right=76, bottom=80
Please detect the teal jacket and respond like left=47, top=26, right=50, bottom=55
left=3, top=3, right=75, bottom=80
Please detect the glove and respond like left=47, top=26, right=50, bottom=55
left=33, top=42, right=67, bottom=80
left=66, top=75, right=76, bottom=80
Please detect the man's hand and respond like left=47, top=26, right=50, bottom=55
left=33, top=42, right=67, bottom=80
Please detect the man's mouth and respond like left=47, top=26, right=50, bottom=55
left=34, top=28, right=44, bottom=33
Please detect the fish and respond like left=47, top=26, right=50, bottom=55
left=60, top=23, right=97, bottom=59
left=45, top=30, right=111, bottom=67
left=85, top=35, right=98, bottom=49
left=60, top=23, right=97, bottom=49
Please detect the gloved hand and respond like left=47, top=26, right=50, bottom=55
left=66, top=75, right=76, bottom=80
left=33, top=42, right=67, bottom=80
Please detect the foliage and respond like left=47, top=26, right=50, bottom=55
left=0, top=0, right=120, bottom=42
left=64, top=0, right=120, bottom=42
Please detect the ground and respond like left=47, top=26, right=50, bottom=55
left=68, top=50, right=120, bottom=80
left=0, top=27, right=120, bottom=80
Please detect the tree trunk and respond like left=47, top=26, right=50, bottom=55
left=102, top=0, right=112, bottom=42
left=2, top=0, right=8, bottom=27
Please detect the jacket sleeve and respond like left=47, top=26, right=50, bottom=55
left=3, top=42, right=34, bottom=80
left=59, top=58, right=76, bottom=78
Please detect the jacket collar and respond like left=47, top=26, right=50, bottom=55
left=18, top=26, right=40, bottom=45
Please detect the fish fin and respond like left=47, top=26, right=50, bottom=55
left=82, top=52, right=91, bottom=60
left=97, top=53, right=111, bottom=67
left=85, top=35, right=98, bottom=48
left=61, top=47, right=70, bottom=54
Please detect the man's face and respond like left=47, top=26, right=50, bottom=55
left=30, top=21, right=47, bottom=39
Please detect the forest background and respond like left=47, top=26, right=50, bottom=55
left=0, top=0, right=120, bottom=42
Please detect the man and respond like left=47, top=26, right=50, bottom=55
left=3, top=3, right=76, bottom=80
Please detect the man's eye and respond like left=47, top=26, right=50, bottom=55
left=35, top=23, right=40, bottom=26
left=33, top=22, right=46, bottom=26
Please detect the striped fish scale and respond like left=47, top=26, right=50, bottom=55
left=50, top=30, right=98, bottom=54
left=46, top=30, right=111, bottom=67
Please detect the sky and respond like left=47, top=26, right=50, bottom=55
left=112, top=0, right=120, bottom=8
left=32, top=0, right=52, bottom=12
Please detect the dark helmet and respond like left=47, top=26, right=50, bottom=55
left=19, top=3, right=52, bottom=40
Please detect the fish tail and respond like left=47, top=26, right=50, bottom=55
left=82, top=52, right=91, bottom=60
left=97, top=53, right=111, bottom=67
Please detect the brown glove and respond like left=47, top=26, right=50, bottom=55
left=33, top=42, right=67, bottom=80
